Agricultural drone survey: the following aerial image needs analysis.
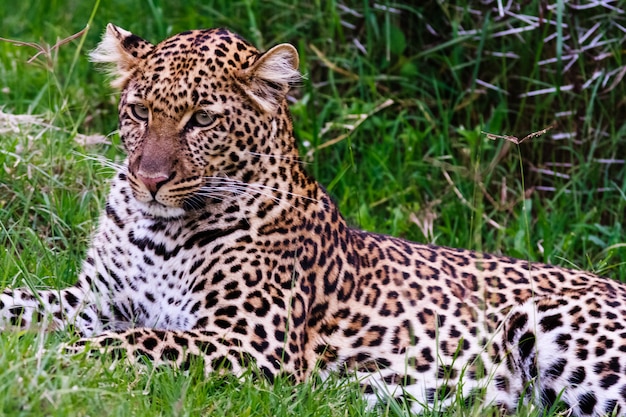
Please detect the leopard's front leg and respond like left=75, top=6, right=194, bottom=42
left=0, top=283, right=103, bottom=336
left=65, top=328, right=297, bottom=382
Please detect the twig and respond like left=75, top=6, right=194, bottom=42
left=308, top=43, right=359, bottom=81
left=441, top=169, right=504, bottom=231
left=0, top=27, right=87, bottom=67
left=482, top=122, right=557, bottom=145
left=315, top=99, right=394, bottom=151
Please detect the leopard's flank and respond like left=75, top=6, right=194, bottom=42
left=2, top=24, right=626, bottom=416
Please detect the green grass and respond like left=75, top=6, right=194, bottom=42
left=0, top=332, right=376, bottom=416
left=1, top=1, right=625, bottom=416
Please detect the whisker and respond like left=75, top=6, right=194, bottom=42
left=196, top=186, right=256, bottom=228
left=200, top=184, right=294, bottom=208
left=73, top=152, right=128, bottom=173
left=198, top=184, right=312, bottom=217
left=193, top=190, right=231, bottom=202
left=201, top=176, right=327, bottom=208
left=184, top=192, right=219, bottom=210
left=242, top=151, right=311, bottom=165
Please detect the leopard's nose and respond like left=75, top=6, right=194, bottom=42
left=136, top=172, right=170, bottom=197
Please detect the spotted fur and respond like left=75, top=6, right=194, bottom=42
left=2, top=24, right=625, bottom=416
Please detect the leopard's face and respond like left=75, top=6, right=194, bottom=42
left=93, top=26, right=300, bottom=218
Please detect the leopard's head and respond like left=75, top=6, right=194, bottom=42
left=91, top=24, right=300, bottom=218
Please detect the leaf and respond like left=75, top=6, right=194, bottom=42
left=389, top=25, right=406, bottom=56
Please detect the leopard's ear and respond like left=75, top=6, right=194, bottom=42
left=90, top=24, right=154, bottom=89
left=239, top=44, right=301, bottom=113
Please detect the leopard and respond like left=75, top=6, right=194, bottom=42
left=2, top=24, right=626, bottom=416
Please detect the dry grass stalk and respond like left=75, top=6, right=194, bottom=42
left=0, top=28, right=87, bottom=67
left=482, top=122, right=557, bottom=145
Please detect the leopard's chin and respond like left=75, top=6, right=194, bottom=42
left=138, top=201, right=186, bottom=219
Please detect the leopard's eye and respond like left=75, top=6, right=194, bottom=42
left=130, top=103, right=149, bottom=121
left=190, top=110, right=215, bottom=127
